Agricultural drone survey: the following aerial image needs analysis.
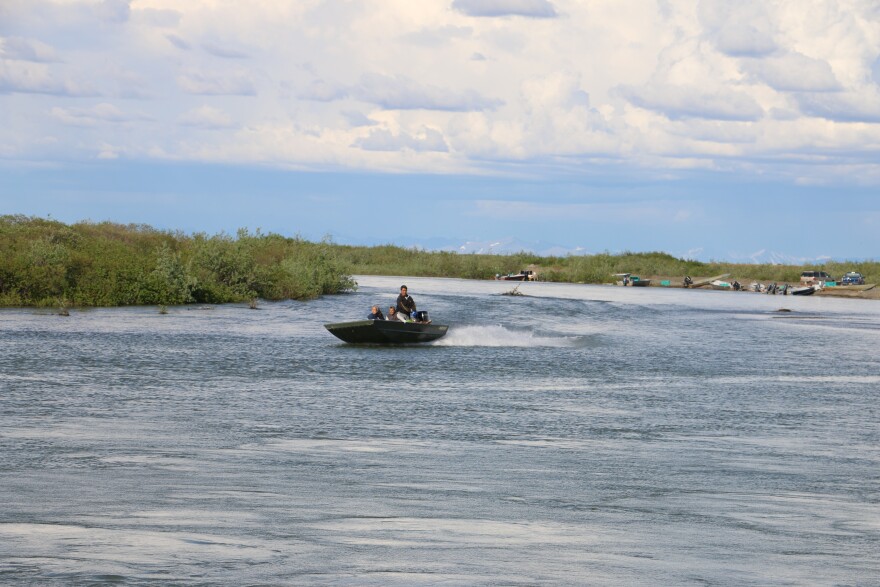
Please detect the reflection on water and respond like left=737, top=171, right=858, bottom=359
left=1, top=276, right=879, bottom=585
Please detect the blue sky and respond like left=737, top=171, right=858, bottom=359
left=2, top=0, right=879, bottom=262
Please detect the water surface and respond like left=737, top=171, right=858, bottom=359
left=2, top=277, right=879, bottom=585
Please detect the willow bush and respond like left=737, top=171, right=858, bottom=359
left=0, top=216, right=356, bottom=307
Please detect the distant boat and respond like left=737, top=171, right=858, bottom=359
left=614, top=273, right=651, bottom=286
left=325, top=320, right=448, bottom=344
left=790, top=285, right=817, bottom=296
left=687, top=273, right=731, bottom=288
left=496, top=270, right=536, bottom=281
left=710, top=280, right=732, bottom=290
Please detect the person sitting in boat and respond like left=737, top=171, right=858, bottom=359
left=367, top=305, right=385, bottom=320
left=387, top=306, right=407, bottom=322
left=396, top=285, right=417, bottom=319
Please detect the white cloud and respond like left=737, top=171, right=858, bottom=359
left=3, top=0, right=880, bottom=186
left=795, top=89, right=880, bottom=123
left=94, top=0, right=131, bottom=24
left=177, top=105, right=235, bottom=129
left=166, top=34, right=191, bottom=51
left=51, top=103, right=151, bottom=126
left=176, top=71, right=256, bottom=95
left=300, top=73, right=502, bottom=112
left=742, top=52, right=841, bottom=92
left=713, top=24, right=776, bottom=57
left=201, top=41, right=250, bottom=60
left=619, top=84, right=764, bottom=122
left=351, top=73, right=502, bottom=111
left=0, top=60, right=94, bottom=96
left=353, top=127, right=449, bottom=152
left=0, top=36, right=60, bottom=62
left=452, top=0, right=558, bottom=18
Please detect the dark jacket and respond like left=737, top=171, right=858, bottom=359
left=396, top=294, right=416, bottom=315
left=367, top=309, right=385, bottom=320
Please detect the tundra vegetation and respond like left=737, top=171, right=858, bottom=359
left=0, top=216, right=356, bottom=307
left=1, top=216, right=876, bottom=307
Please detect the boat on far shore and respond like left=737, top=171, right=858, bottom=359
left=790, top=285, right=818, bottom=296
left=325, top=319, right=448, bottom=344
left=496, top=270, right=536, bottom=281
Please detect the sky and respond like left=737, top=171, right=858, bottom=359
left=1, top=0, right=879, bottom=262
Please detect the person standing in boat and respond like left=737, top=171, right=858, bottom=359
left=396, top=285, right=417, bottom=319
left=367, top=305, right=385, bottom=320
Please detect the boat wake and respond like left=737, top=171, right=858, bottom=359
left=431, top=324, right=581, bottom=347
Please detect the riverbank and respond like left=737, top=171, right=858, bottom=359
left=3, top=215, right=876, bottom=307
left=0, top=216, right=356, bottom=307
left=625, top=275, right=880, bottom=300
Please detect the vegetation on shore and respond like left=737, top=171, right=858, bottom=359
left=341, top=245, right=878, bottom=287
left=0, top=215, right=356, bottom=307
left=1, top=215, right=876, bottom=308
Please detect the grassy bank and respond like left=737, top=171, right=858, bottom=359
left=0, top=216, right=356, bottom=307
left=2, top=216, right=876, bottom=307
left=341, top=244, right=878, bottom=287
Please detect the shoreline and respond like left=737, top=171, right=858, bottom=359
left=631, top=276, right=880, bottom=300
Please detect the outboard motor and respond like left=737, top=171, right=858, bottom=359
left=414, top=310, right=429, bottom=323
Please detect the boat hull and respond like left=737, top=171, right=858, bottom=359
left=790, top=286, right=817, bottom=296
left=324, top=320, right=449, bottom=344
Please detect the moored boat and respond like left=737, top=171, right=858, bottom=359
left=790, top=285, right=817, bottom=296
left=496, top=270, right=536, bottom=281
left=325, top=320, right=449, bottom=344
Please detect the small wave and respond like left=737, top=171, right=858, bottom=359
left=432, top=324, right=579, bottom=347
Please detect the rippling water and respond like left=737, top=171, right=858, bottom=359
left=2, top=276, right=879, bottom=585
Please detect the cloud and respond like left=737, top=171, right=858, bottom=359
left=351, top=73, right=502, bottom=111
left=742, top=52, right=840, bottom=92
left=452, top=0, right=558, bottom=18
left=166, top=34, right=191, bottom=51
left=94, top=0, right=131, bottom=24
left=0, top=61, right=94, bottom=96
left=298, top=79, right=348, bottom=102
left=177, top=71, right=256, bottom=95
left=201, top=41, right=250, bottom=60
left=50, top=103, right=151, bottom=126
left=400, top=25, right=472, bottom=47
left=713, top=24, right=776, bottom=57
left=177, top=105, right=235, bottom=129
left=353, top=128, right=449, bottom=152
left=133, top=7, right=181, bottom=28
left=0, top=37, right=60, bottom=62
left=3, top=0, right=880, bottom=190
left=299, top=74, right=502, bottom=112
left=794, top=90, right=880, bottom=123
left=342, top=111, right=377, bottom=128
left=619, top=84, right=764, bottom=121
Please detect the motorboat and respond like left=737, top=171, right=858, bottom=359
left=790, top=285, right=817, bottom=296
left=496, top=270, right=536, bottom=281
left=614, top=273, right=651, bottom=286
left=325, top=319, right=449, bottom=344
left=686, top=273, right=731, bottom=288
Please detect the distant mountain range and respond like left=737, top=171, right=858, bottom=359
left=725, top=249, right=834, bottom=266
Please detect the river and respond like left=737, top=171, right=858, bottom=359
left=1, top=275, right=879, bottom=585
